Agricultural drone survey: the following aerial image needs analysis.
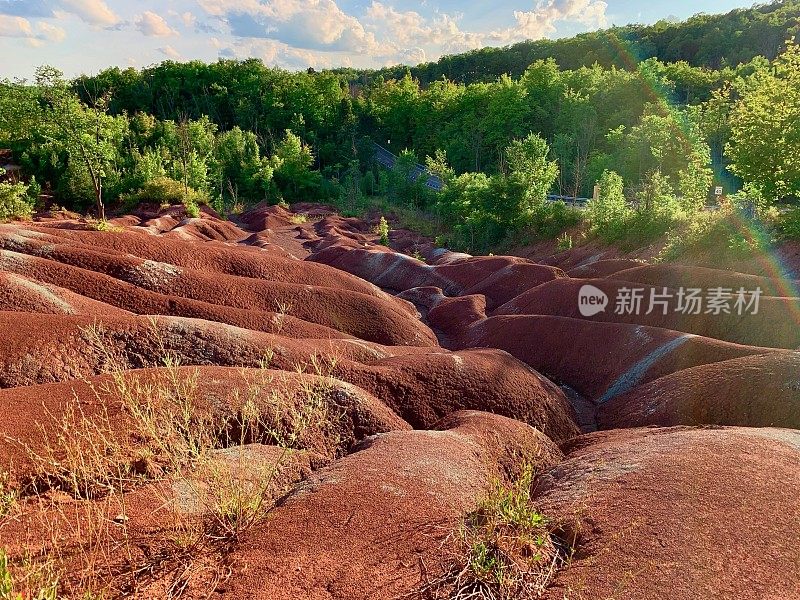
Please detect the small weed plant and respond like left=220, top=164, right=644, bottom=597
left=377, top=216, right=390, bottom=246
left=7, top=321, right=344, bottom=597
left=420, top=463, right=569, bottom=599
left=0, top=549, right=59, bottom=600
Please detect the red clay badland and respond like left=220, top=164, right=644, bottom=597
left=0, top=202, right=797, bottom=599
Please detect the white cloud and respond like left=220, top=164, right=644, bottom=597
left=36, top=20, right=65, bottom=41
left=0, top=13, right=65, bottom=45
left=199, top=0, right=385, bottom=54
left=399, top=47, right=426, bottom=65
left=158, top=44, right=182, bottom=59
left=0, top=14, right=33, bottom=37
left=59, top=0, right=118, bottom=27
left=195, top=0, right=610, bottom=70
left=166, top=9, right=197, bottom=29
left=364, top=0, right=609, bottom=63
left=216, top=36, right=366, bottom=70
left=135, top=10, right=179, bottom=37
left=491, top=0, right=608, bottom=42
left=196, top=0, right=263, bottom=18
left=180, top=11, right=196, bottom=28
left=362, top=2, right=488, bottom=65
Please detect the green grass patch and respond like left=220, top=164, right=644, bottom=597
left=421, top=463, right=570, bottom=598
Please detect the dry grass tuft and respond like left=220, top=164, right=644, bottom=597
left=4, top=324, right=347, bottom=598
left=0, top=472, right=17, bottom=518
left=24, top=397, right=133, bottom=499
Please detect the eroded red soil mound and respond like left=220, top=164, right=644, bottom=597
left=0, top=205, right=795, bottom=599
left=495, top=277, right=800, bottom=348
left=0, top=366, right=409, bottom=487
left=455, top=315, right=775, bottom=402
left=610, top=263, right=800, bottom=297
left=537, top=427, right=800, bottom=600
left=600, top=352, right=800, bottom=429
left=309, top=241, right=565, bottom=307
left=220, top=411, right=563, bottom=600
left=567, top=258, right=645, bottom=278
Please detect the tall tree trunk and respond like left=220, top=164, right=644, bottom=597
left=96, top=183, right=105, bottom=221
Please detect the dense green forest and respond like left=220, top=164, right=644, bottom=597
left=340, top=0, right=800, bottom=85
left=1, top=0, right=799, bottom=253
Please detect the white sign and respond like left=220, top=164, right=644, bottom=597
left=715, top=186, right=724, bottom=196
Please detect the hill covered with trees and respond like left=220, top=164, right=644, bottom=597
left=341, top=0, right=800, bottom=85
left=1, top=1, right=799, bottom=255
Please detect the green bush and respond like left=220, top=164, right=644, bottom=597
left=527, top=201, right=583, bottom=239
left=777, top=207, right=800, bottom=240
left=428, top=462, right=562, bottom=598
left=0, top=173, right=35, bottom=221
left=447, top=214, right=507, bottom=254
left=389, top=150, right=431, bottom=208
left=185, top=201, right=201, bottom=218
left=271, top=130, right=325, bottom=201
left=659, top=207, right=771, bottom=262
left=339, top=160, right=363, bottom=215
left=588, top=169, right=686, bottom=250
left=728, top=183, right=769, bottom=218
left=55, top=160, right=96, bottom=210
left=587, top=170, right=628, bottom=234
left=121, top=177, right=209, bottom=215
left=0, top=547, right=58, bottom=600
left=377, top=216, right=390, bottom=246
left=626, top=209, right=681, bottom=248
left=361, top=171, right=377, bottom=197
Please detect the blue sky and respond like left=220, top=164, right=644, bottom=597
left=0, top=0, right=757, bottom=79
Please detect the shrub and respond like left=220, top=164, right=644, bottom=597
left=361, top=171, right=377, bottom=197
left=503, top=133, right=559, bottom=215
left=420, top=463, right=568, bottom=598
left=729, top=183, right=769, bottom=218
left=618, top=208, right=680, bottom=249
left=377, top=216, right=390, bottom=246
left=588, top=169, right=685, bottom=250
left=121, top=177, right=209, bottom=216
left=777, top=207, right=800, bottom=240
left=55, top=160, right=96, bottom=210
left=25, top=176, right=41, bottom=203
left=659, top=207, right=771, bottom=262
left=0, top=472, right=16, bottom=517
left=272, top=130, right=324, bottom=201
left=557, top=232, right=573, bottom=251
left=434, top=171, right=502, bottom=252
left=677, top=161, right=713, bottom=212
left=586, top=170, right=629, bottom=237
left=635, top=169, right=678, bottom=215
left=0, top=548, right=59, bottom=600
left=339, top=160, right=363, bottom=215
left=185, top=201, right=201, bottom=218
left=90, top=219, right=123, bottom=232
left=0, top=171, right=35, bottom=221
left=527, top=201, right=583, bottom=240
left=389, top=150, right=430, bottom=208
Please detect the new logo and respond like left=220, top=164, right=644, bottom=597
left=578, top=285, right=608, bottom=317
